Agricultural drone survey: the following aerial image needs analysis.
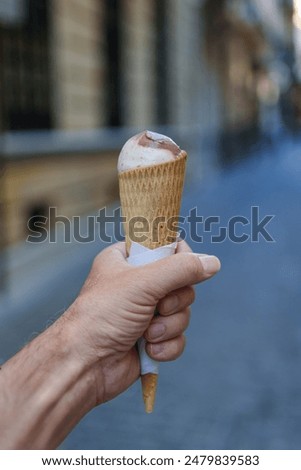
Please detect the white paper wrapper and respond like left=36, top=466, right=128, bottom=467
left=127, top=241, right=177, bottom=375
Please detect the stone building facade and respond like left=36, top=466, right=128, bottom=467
left=0, top=0, right=206, bottom=247
left=49, top=0, right=205, bottom=130
left=51, top=0, right=107, bottom=130
left=0, top=0, right=295, bottom=247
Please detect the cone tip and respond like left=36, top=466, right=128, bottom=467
left=141, top=373, right=158, bottom=414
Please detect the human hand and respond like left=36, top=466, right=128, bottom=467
left=66, top=240, right=221, bottom=406
left=0, top=240, right=220, bottom=449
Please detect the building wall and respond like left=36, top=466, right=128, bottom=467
left=50, top=0, right=106, bottom=130
left=167, top=0, right=204, bottom=127
left=121, top=0, right=157, bottom=127
left=1, top=0, right=214, bottom=248
left=49, top=0, right=206, bottom=130
left=222, top=27, right=262, bottom=131
left=4, top=151, right=119, bottom=246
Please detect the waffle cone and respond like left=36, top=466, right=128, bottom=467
left=141, top=373, right=158, bottom=413
left=119, top=151, right=187, bottom=254
left=119, top=151, right=187, bottom=413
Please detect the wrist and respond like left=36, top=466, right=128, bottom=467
left=64, top=296, right=115, bottom=366
left=62, top=300, right=112, bottom=405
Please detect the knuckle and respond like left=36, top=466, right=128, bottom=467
left=93, top=250, right=105, bottom=268
left=183, top=254, right=203, bottom=281
left=186, top=286, right=196, bottom=304
left=193, top=256, right=204, bottom=279
left=169, top=335, right=186, bottom=360
left=176, top=286, right=195, bottom=310
left=173, top=335, right=186, bottom=359
left=146, top=334, right=186, bottom=362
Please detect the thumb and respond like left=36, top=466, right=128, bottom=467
left=136, top=252, right=221, bottom=298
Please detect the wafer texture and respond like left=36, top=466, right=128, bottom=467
left=119, top=151, right=187, bottom=254
left=119, top=150, right=187, bottom=413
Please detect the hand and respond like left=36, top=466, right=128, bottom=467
left=0, top=240, right=220, bottom=449
left=67, top=240, right=221, bottom=405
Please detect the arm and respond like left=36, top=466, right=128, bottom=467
left=0, top=241, right=220, bottom=449
left=0, top=316, right=96, bottom=449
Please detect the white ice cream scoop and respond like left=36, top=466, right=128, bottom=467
left=117, top=130, right=183, bottom=173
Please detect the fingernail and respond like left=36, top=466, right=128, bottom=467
left=151, top=343, right=164, bottom=355
left=162, top=295, right=179, bottom=313
left=199, top=255, right=221, bottom=275
left=148, top=323, right=166, bottom=340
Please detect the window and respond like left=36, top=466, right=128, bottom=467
left=0, top=0, right=51, bottom=131
left=104, top=0, right=122, bottom=127
left=155, top=0, right=169, bottom=125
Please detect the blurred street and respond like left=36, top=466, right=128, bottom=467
left=2, top=135, right=300, bottom=449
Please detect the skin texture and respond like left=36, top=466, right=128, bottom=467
left=0, top=241, right=220, bottom=449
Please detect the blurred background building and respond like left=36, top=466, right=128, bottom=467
left=0, top=0, right=297, bottom=248
left=1, top=0, right=301, bottom=451
left=0, top=0, right=298, bottom=248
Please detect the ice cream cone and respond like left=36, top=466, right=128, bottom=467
left=119, top=151, right=187, bottom=412
left=119, top=151, right=187, bottom=253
